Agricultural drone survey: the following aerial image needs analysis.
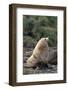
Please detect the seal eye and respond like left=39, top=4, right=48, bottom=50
left=45, top=38, right=46, bottom=40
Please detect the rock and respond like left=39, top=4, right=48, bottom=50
left=48, top=47, right=57, bottom=64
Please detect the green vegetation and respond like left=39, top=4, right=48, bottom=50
left=23, top=15, right=57, bottom=47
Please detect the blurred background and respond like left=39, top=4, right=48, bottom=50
left=23, top=15, right=57, bottom=48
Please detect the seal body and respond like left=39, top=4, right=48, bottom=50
left=26, top=37, right=49, bottom=67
